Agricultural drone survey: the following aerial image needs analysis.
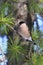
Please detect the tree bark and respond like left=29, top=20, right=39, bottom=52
left=13, top=0, right=33, bottom=65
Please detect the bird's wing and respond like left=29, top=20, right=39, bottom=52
left=18, top=23, right=32, bottom=41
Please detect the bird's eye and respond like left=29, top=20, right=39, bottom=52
left=19, top=21, right=24, bottom=25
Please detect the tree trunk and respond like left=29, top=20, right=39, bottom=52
left=13, top=0, right=33, bottom=65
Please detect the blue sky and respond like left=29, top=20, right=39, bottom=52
left=0, top=35, right=8, bottom=54
left=34, top=13, right=43, bottom=32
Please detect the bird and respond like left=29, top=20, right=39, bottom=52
left=14, top=20, right=32, bottom=42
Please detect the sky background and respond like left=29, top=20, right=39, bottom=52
left=0, top=35, right=8, bottom=54
left=34, top=13, right=43, bottom=32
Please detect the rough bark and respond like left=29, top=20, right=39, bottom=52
left=13, top=0, right=34, bottom=65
